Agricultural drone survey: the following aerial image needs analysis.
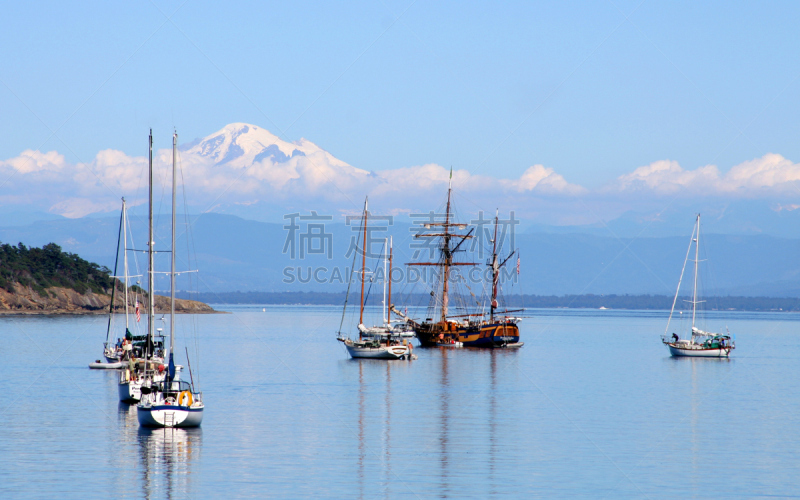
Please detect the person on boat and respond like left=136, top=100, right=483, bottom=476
left=672, top=333, right=679, bottom=343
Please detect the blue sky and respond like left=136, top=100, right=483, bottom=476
left=2, top=1, right=800, bottom=225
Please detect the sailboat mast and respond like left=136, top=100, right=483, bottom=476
left=104, top=201, right=124, bottom=348
left=359, top=198, right=368, bottom=328
left=692, top=214, right=700, bottom=328
left=490, top=211, right=499, bottom=323
left=123, top=198, right=129, bottom=330
left=441, top=174, right=452, bottom=322
left=147, top=130, right=155, bottom=354
left=170, top=133, right=177, bottom=357
left=387, top=236, right=392, bottom=326
left=382, top=237, right=387, bottom=326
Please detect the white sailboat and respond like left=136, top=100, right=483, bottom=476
left=90, top=198, right=143, bottom=369
left=337, top=199, right=414, bottom=360
left=137, top=131, right=204, bottom=427
left=118, top=131, right=167, bottom=401
left=101, top=199, right=130, bottom=365
left=662, top=214, right=734, bottom=358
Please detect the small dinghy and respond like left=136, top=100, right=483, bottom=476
left=89, top=360, right=126, bottom=369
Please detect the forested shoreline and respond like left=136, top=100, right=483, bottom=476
left=0, top=242, right=214, bottom=313
left=0, top=242, right=115, bottom=296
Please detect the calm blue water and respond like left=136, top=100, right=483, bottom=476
left=0, top=306, right=798, bottom=499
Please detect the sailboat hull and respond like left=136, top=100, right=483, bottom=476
left=119, top=380, right=142, bottom=402
left=345, top=342, right=410, bottom=359
left=666, top=343, right=733, bottom=358
left=119, top=370, right=167, bottom=402
left=137, top=405, right=203, bottom=428
left=104, top=353, right=121, bottom=363
left=415, top=321, right=520, bottom=348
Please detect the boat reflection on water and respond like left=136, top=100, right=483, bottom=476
left=436, top=347, right=520, bottom=498
left=107, top=401, right=145, bottom=490
left=488, top=349, right=499, bottom=498
left=137, top=426, right=202, bottom=499
left=357, top=362, right=366, bottom=500
left=354, top=359, right=411, bottom=500
left=438, top=347, right=452, bottom=495
left=118, top=401, right=140, bottom=433
left=349, top=348, right=519, bottom=498
left=355, top=361, right=395, bottom=500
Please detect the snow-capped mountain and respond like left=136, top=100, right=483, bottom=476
left=182, top=122, right=354, bottom=170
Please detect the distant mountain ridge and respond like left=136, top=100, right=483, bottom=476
left=1, top=212, right=799, bottom=297
left=523, top=201, right=800, bottom=239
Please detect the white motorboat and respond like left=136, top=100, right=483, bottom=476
left=337, top=200, right=414, bottom=360
left=137, top=131, right=204, bottom=427
left=661, top=214, right=734, bottom=358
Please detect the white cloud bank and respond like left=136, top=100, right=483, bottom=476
left=1, top=123, right=799, bottom=220
left=503, top=164, right=586, bottom=195
left=611, top=153, right=800, bottom=196
left=0, top=124, right=586, bottom=218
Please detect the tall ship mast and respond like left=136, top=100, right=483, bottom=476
left=397, top=171, right=523, bottom=348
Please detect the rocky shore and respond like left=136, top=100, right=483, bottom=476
left=0, top=283, right=216, bottom=314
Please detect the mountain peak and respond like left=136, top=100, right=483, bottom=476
left=185, top=123, right=337, bottom=167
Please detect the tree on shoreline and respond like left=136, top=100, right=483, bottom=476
left=0, top=242, right=115, bottom=296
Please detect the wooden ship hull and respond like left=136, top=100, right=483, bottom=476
left=414, top=320, right=521, bottom=348
left=397, top=172, right=524, bottom=349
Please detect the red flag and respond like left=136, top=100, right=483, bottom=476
left=517, top=255, right=520, bottom=275
left=135, top=299, right=141, bottom=322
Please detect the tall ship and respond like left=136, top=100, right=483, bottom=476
left=396, top=174, right=523, bottom=348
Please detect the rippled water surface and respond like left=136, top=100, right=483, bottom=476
left=1, top=306, right=799, bottom=499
